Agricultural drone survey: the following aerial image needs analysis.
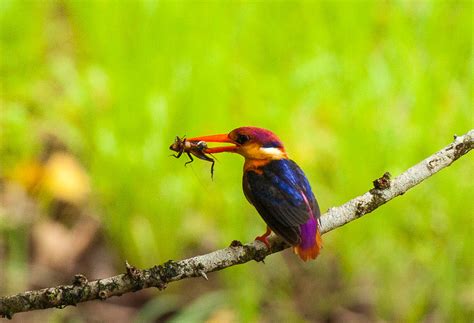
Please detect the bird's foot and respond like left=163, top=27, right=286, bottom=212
left=255, top=227, right=272, bottom=249
left=255, top=235, right=271, bottom=249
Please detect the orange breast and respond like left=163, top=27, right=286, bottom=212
left=243, top=159, right=271, bottom=174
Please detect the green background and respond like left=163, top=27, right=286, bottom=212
left=1, top=1, right=472, bottom=322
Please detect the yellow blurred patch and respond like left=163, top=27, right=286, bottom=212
left=9, top=152, right=90, bottom=206
left=10, top=161, right=44, bottom=193
left=41, top=152, right=90, bottom=205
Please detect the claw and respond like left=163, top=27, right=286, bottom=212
left=255, top=227, right=272, bottom=249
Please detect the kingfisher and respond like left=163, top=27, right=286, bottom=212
left=188, top=126, right=322, bottom=261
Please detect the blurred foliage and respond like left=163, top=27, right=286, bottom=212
left=0, top=0, right=473, bottom=322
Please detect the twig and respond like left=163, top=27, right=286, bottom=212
left=1, top=130, right=472, bottom=318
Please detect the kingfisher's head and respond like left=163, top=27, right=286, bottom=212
left=188, top=126, right=287, bottom=160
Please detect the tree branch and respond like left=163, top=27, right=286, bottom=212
left=1, top=130, right=473, bottom=318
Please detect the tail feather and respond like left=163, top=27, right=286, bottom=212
left=293, top=230, right=322, bottom=261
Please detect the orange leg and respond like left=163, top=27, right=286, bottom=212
left=255, top=227, right=272, bottom=249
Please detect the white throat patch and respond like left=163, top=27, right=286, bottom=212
left=259, top=147, right=286, bottom=159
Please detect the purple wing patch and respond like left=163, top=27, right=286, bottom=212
left=299, top=191, right=318, bottom=250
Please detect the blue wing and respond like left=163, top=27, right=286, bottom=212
left=243, top=159, right=320, bottom=245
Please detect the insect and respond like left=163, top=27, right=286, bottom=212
left=169, top=136, right=215, bottom=178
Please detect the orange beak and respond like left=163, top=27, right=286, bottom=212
left=187, top=133, right=238, bottom=154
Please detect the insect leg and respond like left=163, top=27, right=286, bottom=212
left=210, top=160, right=215, bottom=180
left=184, top=152, right=194, bottom=166
left=172, top=150, right=183, bottom=158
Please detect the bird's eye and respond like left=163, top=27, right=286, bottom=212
left=235, top=134, right=250, bottom=145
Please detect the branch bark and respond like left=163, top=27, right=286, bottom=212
left=1, top=130, right=473, bottom=318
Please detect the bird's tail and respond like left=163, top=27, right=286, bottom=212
left=294, top=229, right=322, bottom=261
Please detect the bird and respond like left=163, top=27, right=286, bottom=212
left=188, top=126, right=322, bottom=261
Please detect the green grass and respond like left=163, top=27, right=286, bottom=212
left=1, top=1, right=472, bottom=321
